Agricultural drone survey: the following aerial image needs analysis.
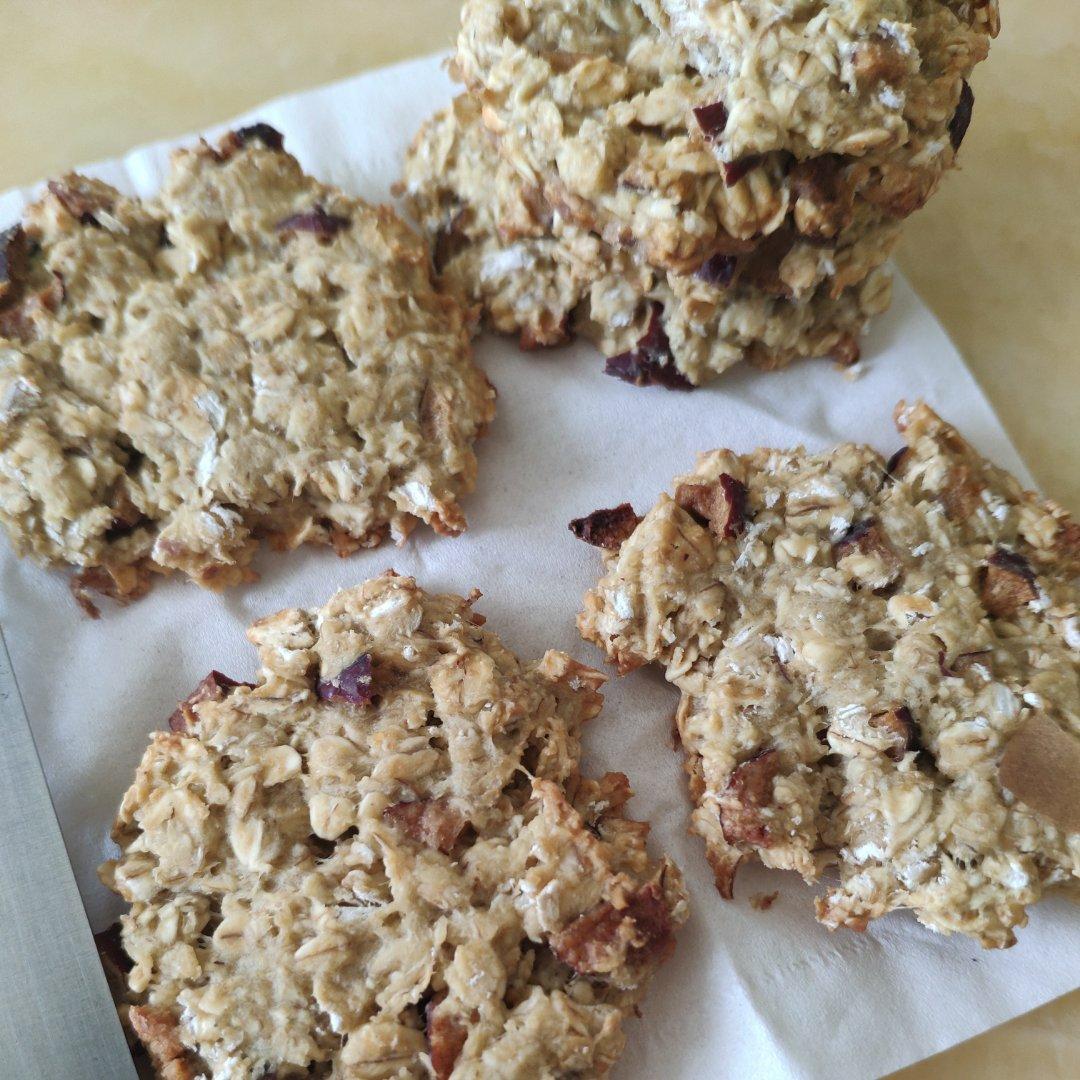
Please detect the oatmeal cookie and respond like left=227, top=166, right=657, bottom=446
left=403, top=96, right=894, bottom=386
left=456, top=0, right=986, bottom=272
left=99, top=574, right=688, bottom=1079
left=0, top=127, right=495, bottom=613
left=577, top=403, right=1079, bottom=947
left=637, top=0, right=998, bottom=161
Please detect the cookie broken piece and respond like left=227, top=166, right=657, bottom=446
left=100, top=574, right=687, bottom=1078
left=0, top=125, right=495, bottom=613
left=578, top=402, right=1079, bottom=948
left=402, top=95, right=895, bottom=387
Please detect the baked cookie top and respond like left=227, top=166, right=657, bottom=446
left=100, top=574, right=688, bottom=1079
left=0, top=126, right=495, bottom=613
left=403, top=95, right=894, bottom=386
left=638, top=0, right=998, bottom=160
left=455, top=0, right=983, bottom=272
left=577, top=403, right=1079, bottom=947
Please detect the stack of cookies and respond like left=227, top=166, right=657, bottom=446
left=403, top=0, right=1000, bottom=387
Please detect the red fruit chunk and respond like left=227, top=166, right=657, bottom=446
left=382, top=796, right=470, bottom=853
left=949, top=82, right=974, bottom=151
left=568, top=504, right=641, bottom=550
left=719, top=748, right=780, bottom=847
left=603, top=304, right=693, bottom=390
left=317, top=653, right=374, bottom=706
left=693, top=101, right=729, bottom=140
left=695, top=252, right=737, bottom=287
left=276, top=205, right=350, bottom=239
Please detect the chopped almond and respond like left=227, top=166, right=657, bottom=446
left=128, top=1007, right=195, bottom=1080
left=832, top=518, right=902, bottom=589
left=168, top=670, right=251, bottom=734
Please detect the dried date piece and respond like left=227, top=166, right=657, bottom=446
left=692, top=101, right=728, bottom=140
left=722, top=155, right=764, bottom=188
left=603, top=305, right=693, bottom=390
left=981, top=549, right=1038, bottom=617
left=719, top=749, right=780, bottom=847
left=317, top=653, right=374, bottom=705
left=382, top=796, right=470, bottom=854
left=275, top=205, right=350, bottom=240
left=168, top=670, right=253, bottom=733
left=949, top=82, right=975, bottom=151
left=832, top=518, right=902, bottom=589
left=548, top=880, right=674, bottom=980
left=869, top=706, right=920, bottom=761
left=675, top=474, right=748, bottom=539
left=425, top=993, right=468, bottom=1080
left=128, top=1006, right=196, bottom=1080
left=47, top=178, right=113, bottom=226
left=568, top=504, right=642, bottom=550
left=695, top=252, right=737, bottom=287
left=0, top=225, right=28, bottom=304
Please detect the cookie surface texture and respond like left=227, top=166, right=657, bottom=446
left=579, top=402, right=1079, bottom=948
left=101, top=574, right=688, bottom=1078
left=0, top=127, right=495, bottom=611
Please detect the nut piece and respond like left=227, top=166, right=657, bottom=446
left=224, top=123, right=285, bottom=154
left=568, top=504, right=642, bottom=550
left=852, top=39, right=909, bottom=88
left=382, top=796, right=470, bottom=854
left=675, top=474, right=748, bottom=539
left=832, top=518, right=903, bottom=590
left=548, top=881, right=674, bottom=978
left=998, top=714, right=1080, bottom=834
left=981, top=549, right=1038, bottom=617
left=869, top=706, right=920, bottom=761
left=316, top=654, right=374, bottom=705
left=168, top=670, right=252, bottom=734
left=426, top=994, right=468, bottom=1080
left=719, top=748, right=780, bottom=847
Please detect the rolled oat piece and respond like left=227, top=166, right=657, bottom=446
left=403, top=95, right=894, bottom=387
left=577, top=402, right=1079, bottom=948
left=0, top=126, right=495, bottom=614
left=100, top=574, right=688, bottom=1078
left=455, top=0, right=990, bottom=273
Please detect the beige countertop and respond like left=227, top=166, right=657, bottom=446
left=1, top=2, right=1076, bottom=1075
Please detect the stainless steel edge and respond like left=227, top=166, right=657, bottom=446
left=0, top=627, right=138, bottom=1079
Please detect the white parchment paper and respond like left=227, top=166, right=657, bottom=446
left=1, top=53, right=1076, bottom=1080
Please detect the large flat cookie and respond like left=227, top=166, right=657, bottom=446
left=100, top=574, right=688, bottom=1078
left=577, top=403, right=1078, bottom=947
left=456, top=0, right=985, bottom=272
left=0, top=127, right=495, bottom=613
left=403, top=95, right=894, bottom=386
